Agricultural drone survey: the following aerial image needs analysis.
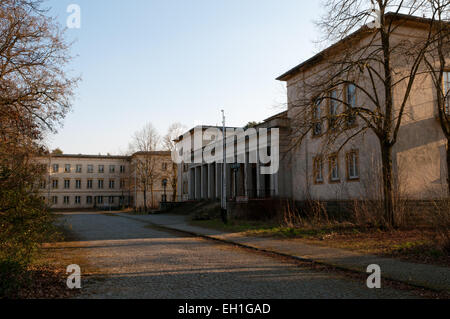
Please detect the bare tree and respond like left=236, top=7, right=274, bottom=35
left=0, top=0, right=78, bottom=292
left=163, top=123, right=187, bottom=201
left=130, top=123, right=161, bottom=212
left=289, top=1, right=440, bottom=227
left=423, top=0, right=450, bottom=195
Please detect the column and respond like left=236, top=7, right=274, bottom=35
left=256, top=163, right=265, bottom=198
left=216, top=163, right=222, bottom=201
left=200, top=165, right=206, bottom=199
left=208, top=164, right=216, bottom=200
left=188, top=168, right=194, bottom=200
left=195, top=166, right=201, bottom=200
left=226, top=164, right=232, bottom=200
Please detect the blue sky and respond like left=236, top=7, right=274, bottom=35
left=46, top=0, right=324, bottom=154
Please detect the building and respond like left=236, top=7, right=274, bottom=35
left=175, top=111, right=291, bottom=203
left=277, top=13, right=449, bottom=202
left=37, top=152, right=175, bottom=210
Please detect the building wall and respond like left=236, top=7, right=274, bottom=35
left=37, top=152, right=176, bottom=210
left=284, top=23, right=448, bottom=201
left=37, top=155, right=131, bottom=209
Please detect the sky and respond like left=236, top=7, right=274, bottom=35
left=45, top=0, right=324, bottom=155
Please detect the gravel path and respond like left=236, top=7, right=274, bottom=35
left=54, top=212, right=416, bottom=299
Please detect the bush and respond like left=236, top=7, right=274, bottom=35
left=0, top=175, right=61, bottom=298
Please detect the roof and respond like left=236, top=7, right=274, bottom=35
left=263, top=111, right=288, bottom=123
left=47, top=154, right=129, bottom=160
left=46, top=151, right=171, bottom=160
left=276, top=13, right=436, bottom=82
left=132, top=151, right=171, bottom=157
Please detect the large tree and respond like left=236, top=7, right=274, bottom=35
left=162, top=123, right=187, bottom=201
left=290, top=0, right=439, bottom=227
left=130, top=123, right=161, bottom=212
left=0, top=0, right=78, bottom=295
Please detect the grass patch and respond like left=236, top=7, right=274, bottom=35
left=191, top=218, right=450, bottom=267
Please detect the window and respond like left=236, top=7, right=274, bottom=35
left=64, top=196, right=70, bottom=205
left=120, top=165, right=126, bottom=173
left=76, top=179, right=82, bottom=189
left=444, top=71, right=450, bottom=115
left=312, top=98, right=322, bottom=136
left=109, top=165, right=115, bottom=173
left=40, top=180, right=47, bottom=189
left=76, top=164, right=82, bottom=173
left=52, top=164, right=59, bottom=173
left=65, top=164, right=71, bottom=173
left=52, top=196, right=58, bottom=205
left=313, top=156, right=324, bottom=184
left=346, top=84, right=357, bottom=126
left=120, top=179, right=126, bottom=188
left=87, top=196, right=93, bottom=205
left=346, top=150, right=360, bottom=180
left=87, top=165, right=94, bottom=173
left=109, top=179, right=115, bottom=189
left=328, top=154, right=340, bottom=182
left=162, top=179, right=168, bottom=187
left=64, top=179, right=70, bottom=189
left=98, top=165, right=104, bottom=173
left=87, top=179, right=93, bottom=189
left=162, top=163, right=168, bottom=171
left=52, top=179, right=59, bottom=189
left=98, top=179, right=104, bottom=189
left=329, top=90, right=339, bottom=130
left=109, top=196, right=114, bottom=204
left=97, top=196, right=104, bottom=204
left=75, top=196, right=81, bottom=205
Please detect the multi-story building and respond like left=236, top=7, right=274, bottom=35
left=277, top=13, right=449, bottom=202
left=37, top=152, right=175, bottom=210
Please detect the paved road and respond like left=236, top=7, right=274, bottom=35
left=54, top=212, right=416, bottom=299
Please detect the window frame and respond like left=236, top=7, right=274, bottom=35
left=443, top=71, right=450, bottom=115
left=312, top=98, right=323, bottom=137
left=328, top=153, right=340, bottom=183
left=345, top=83, right=357, bottom=127
left=313, top=155, right=324, bottom=184
left=64, top=179, right=71, bottom=189
left=346, top=150, right=360, bottom=181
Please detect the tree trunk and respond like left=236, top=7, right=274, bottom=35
left=381, top=142, right=395, bottom=228
left=447, top=138, right=450, bottom=196
left=143, top=185, right=147, bottom=213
